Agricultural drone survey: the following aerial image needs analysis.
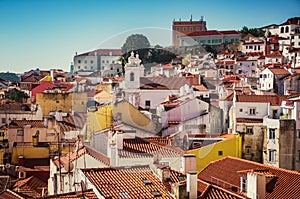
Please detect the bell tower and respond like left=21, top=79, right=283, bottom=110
left=124, top=52, right=144, bottom=107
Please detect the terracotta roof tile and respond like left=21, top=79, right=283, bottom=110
left=53, top=145, right=110, bottom=168
left=40, top=189, right=97, bottom=199
left=236, top=118, right=263, bottom=123
left=236, top=95, right=287, bottom=106
left=9, top=120, right=45, bottom=129
left=119, top=137, right=183, bottom=158
left=0, top=103, right=31, bottom=112
left=198, top=156, right=300, bottom=199
left=13, top=176, right=47, bottom=198
left=268, top=68, right=290, bottom=75
left=82, top=166, right=173, bottom=199
left=0, top=189, right=24, bottom=199
left=58, top=112, right=86, bottom=133
left=140, top=77, right=189, bottom=90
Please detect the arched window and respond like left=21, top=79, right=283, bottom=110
left=130, top=72, right=134, bottom=81
left=280, top=27, right=284, bottom=33
left=285, top=26, right=289, bottom=33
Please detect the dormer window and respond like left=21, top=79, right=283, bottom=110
left=130, top=72, right=134, bottom=81
left=240, top=176, right=247, bottom=193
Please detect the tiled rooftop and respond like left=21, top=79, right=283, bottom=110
left=0, top=102, right=31, bottom=112
left=236, top=118, right=263, bottom=123
left=82, top=166, right=173, bottom=199
left=40, top=189, right=97, bottom=199
left=13, top=176, right=47, bottom=198
left=53, top=145, right=110, bottom=168
left=119, top=137, right=183, bottom=158
left=0, top=189, right=24, bottom=199
left=58, top=112, right=86, bottom=133
left=268, top=68, right=290, bottom=76
left=198, top=156, right=300, bottom=199
left=9, top=120, right=45, bottom=129
left=236, top=94, right=287, bottom=106
left=140, top=77, right=189, bottom=90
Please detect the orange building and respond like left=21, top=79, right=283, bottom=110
left=172, top=16, right=207, bottom=47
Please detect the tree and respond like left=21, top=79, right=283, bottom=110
left=239, top=26, right=264, bottom=37
left=5, top=88, right=28, bottom=102
left=121, top=34, right=150, bottom=53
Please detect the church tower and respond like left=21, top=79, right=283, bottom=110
left=124, top=52, right=144, bottom=107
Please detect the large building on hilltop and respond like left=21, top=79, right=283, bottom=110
left=172, top=16, right=207, bottom=48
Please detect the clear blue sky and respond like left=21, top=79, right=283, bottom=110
left=0, top=0, right=299, bottom=73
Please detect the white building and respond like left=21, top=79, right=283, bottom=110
left=242, top=37, right=265, bottom=54
left=73, top=49, right=122, bottom=73
left=180, top=30, right=241, bottom=47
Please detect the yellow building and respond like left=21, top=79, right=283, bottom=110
left=96, top=82, right=113, bottom=93
left=87, top=104, right=113, bottom=140
left=36, top=92, right=73, bottom=116
left=36, top=92, right=87, bottom=116
left=187, top=134, right=242, bottom=172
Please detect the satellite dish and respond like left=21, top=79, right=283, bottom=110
left=64, top=162, right=74, bottom=172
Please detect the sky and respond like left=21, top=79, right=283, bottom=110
left=0, top=0, right=299, bottom=73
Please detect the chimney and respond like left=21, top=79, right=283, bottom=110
left=162, top=166, right=171, bottom=182
left=116, top=130, right=123, bottom=150
left=181, top=154, right=197, bottom=174
left=186, top=171, right=197, bottom=199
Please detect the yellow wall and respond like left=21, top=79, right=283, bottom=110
left=87, top=105, right=113, bottom=140
left=11, top=147, right=50, bottom=164
left=96, top=83, right=112, bottom=92
left=72, top=92, right=88, bottom=113
left=112, top=101, right=156, bottom=133
left=36, top=92, right=73, bottom=116
left=187, top=134, right=242, bottom=172
left=0, top=149, right=5, bottom=164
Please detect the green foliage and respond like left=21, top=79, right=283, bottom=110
left=204, top=45, right=218, bottom=57
left=119, top=48, right=177, bottom=74
left=121, top=34, right=150, bottom=53
left=5, top=89, right=28, bottom=102
left=239, top=26, right=264, bottom=37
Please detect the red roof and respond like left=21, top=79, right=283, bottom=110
left=13, top=176, right=47, bottom=198
left=76, top=49, right=122, bottom=57
left=82, top=166, right=174, bottom=199
left=268, top=68, right=290, bottom=75
left=41, top=189, right=98, bottom=199
left=236, top=118, right=263, bottom=123
left=266, top=51, right=282, bottom=57
left=186, top=30, right=240, bottom=37
left=198, top=156, right=300, bottom=199
left=236, top=95, right=287, bottom=106
left=9, top=120, right=45, bottom=129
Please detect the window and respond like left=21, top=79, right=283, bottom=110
left=258, top=45, right=260, bottom=50
left=241, top=177, right=247, bottom=193
left=106, top=60, right=109, bottom=64
left=17, top=130, right=24, bottom=136
left=183, top=27, right=186, bottom=31
left=78, top=66, right=80, bottom=69
left=248, top=108, right=256, bottom=115
left=189, top=27, right=193, bottom=31
left=207, top=40, right=211, bottom=43
left=230, top=65, right=234, bottom=69
left=269, top=128, right=276, bottom=139
left=130, top=72, right=134, bottom=81
left=218, top=151, right=223, bottom=156
left=281, top=27, right=284, bottom=33
left=102, top=60, right=105, bottom=63
left=196, top=27, right=200, bottom=31
left=91, top=60, right=93, bottom=64
left=298, top=150, right=300, bottom=161
left=1, top=118, right=6, bottom=124
left=84, top=66, right=87, bottom=69
left=239, top=108, right=243, bottom=112
left=298, top=131, right=300, bottom=139
left=78, top=60, right=81, bottom=64
left=84, top=60, right=87, bottom=64
left=0, top=132, right=4, bottom=137
left=285, top=26, right=289, bottom=33
left=145, top=100, right=151, bottom=107
left=245, top=146, right=251, bottom=154
left=269, top=150, right=276, bottom=162
left=176, top=27, right=180, bottom=31
left=246, top=127, right=253, bottom=135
